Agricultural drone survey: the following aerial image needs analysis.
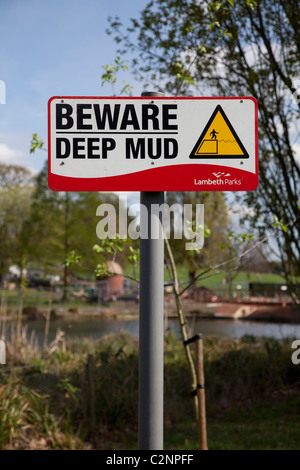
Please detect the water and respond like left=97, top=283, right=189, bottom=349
left=8, top=316, right=300, bottom=347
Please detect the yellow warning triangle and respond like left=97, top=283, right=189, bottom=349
left=189, top=105, right=249, bottom=159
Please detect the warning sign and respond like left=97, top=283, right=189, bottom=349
left=48, top=96, right=258, bottom=191
left=189, top=105, right=249, bottom=159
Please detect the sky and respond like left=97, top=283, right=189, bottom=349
left=0, top=0, right=147, bottom=194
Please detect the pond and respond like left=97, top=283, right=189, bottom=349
left=7, top=315, right=300, bottom=347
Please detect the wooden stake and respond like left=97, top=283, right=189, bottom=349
left=87, top=353, right=96, bottom=431
left=196, top=334, right=208, bottom=450
left=43, top=291, right=52, bottom=348
left=0, top=288, right=7, bottom=341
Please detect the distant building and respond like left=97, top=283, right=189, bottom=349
left=249, top=282, right=288, bottom=298
left=96, top=261, right=124, bottom=301
left=192, top=286, right=212, bottom=302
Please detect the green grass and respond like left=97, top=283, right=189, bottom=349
left=123, top=263, right=288, bottom=288
left=207, top=397, right=300, bottom=450
left=164, top=396, right=300, bottom=450
left=164, top=268, right=288, bottom=290
left=1, top=331, right=300, bottom=450
left=0, top=288, right=100, bottom=311
left=81, top=394, right=300, bottom=450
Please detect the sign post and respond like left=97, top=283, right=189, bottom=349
left=139, top=190, right=164, bottom=449
left=138, top=91, right=165, bottom=450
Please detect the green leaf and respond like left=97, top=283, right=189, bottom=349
left=93, top=244, right=104, bottom=254
left=30, top=134, right=44, bottom=154
left=64, top=250, right=81, bottom=267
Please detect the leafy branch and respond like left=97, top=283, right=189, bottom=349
left=101, top=56, right=132, bottom=96
left=64, top=251, right=82, bottom=268
left=30, top=134, right=46, bottom=154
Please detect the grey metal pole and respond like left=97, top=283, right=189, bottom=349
left=139, top=91, right=165, bottom=450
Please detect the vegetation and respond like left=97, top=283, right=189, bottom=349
left=107, top=0, right=300, bottom=300
left=26, top=162, right=124, bottom=281
left=0, top=161, right=128, bottom=290
left=0, top=331, right=299, bottom=450
left=0, top=164, right=34, bottom=285
left=165, top=269, right=291, bottom=289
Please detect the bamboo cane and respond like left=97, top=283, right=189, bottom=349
left=196, top=334, right=208, bottom=450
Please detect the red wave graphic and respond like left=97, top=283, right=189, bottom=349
left=48, top=164, right=258, bottom=192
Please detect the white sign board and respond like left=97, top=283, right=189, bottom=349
left=48, top=96, right=258, bottom=191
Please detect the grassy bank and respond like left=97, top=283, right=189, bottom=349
left=0, top=331, right=300, bottom=450
left=163, top=268, right=288, bottom=287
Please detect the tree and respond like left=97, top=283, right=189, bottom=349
left=0, top=164, right=34, bottom=285
left=108, top=0, right=300, bottom=300
left=94, top=54, right=299, bottom=436
left=27, top=162, right=67, bottom=273
left=165, top=191, right=229, bottom=279
left=27, top=160, right=124, bottom=295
